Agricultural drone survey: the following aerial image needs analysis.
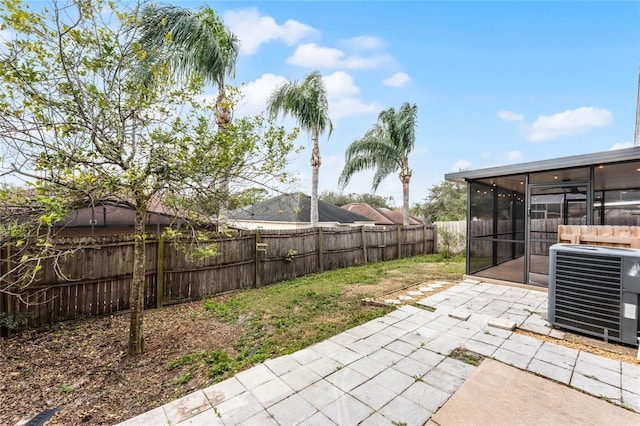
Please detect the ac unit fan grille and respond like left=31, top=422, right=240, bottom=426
left=554, top=251, right=622, bottom=339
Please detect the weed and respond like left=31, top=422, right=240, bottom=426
left=205, top=350, right=235, bottom=382
left=450, top=347, right=483, bottom=366
left=392, top=421, right=408, bottom=426
left=483, top=330, right=492, bottom=335
left=174, top=372, right=192, bottom=386
left=463, top=353, right=480, bottom=366
left=59, top=384, right=72, bottom=393
left=167, top=353, right=201, bottom=371
left=203, top=300, right=235, bottom=323
left=600, top=395, right=611, bottom=403
left=335, top=365, right=343, bottom=371
left=583, top=374, right=599, bottom=381
left=413, top=375, right=423, bottom=382
left=0, top=311, right=33, bottom=331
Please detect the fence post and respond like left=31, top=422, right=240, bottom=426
left=397, top=225, right=402, bottom=259
left=317, top=227, right=324, bottom=272
left=255, top=231, right=261, bottom=288
left=361, top=225, right=368, bottom=264
left=156, top=236, right=165, bottom=309
left=423, top=224, right=428, bottom=254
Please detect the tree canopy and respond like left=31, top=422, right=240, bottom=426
left=136, top=4, right=241, bottom=228
left=0, top=0, right=296, bottom=354
left=412, top=181, right=467, bottom=222
left=319, top=191, right=395, bottom=208
left=339, top=102, right=418, bottom=225
left=267, top=70, right=332, bottom=227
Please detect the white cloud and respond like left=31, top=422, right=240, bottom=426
left=223, top=8, right=316, bottom=55
left=452, top=159, right=471, bottom=171
left=506, top=150, right=522, bottom=161
left=383, top=72, right=411, bottom=88
left=329, top=97, right=381, bottom=121
left=609, top=141, right=634, bottom=150
left=322, top=72, right=380, bottom=120
left=235, top=72, right=378, bottom=122
left=528, top=107, right=613, bottom=142
left=341, top=35, right=383, bottom=51
left=323, top=71, right=360, bottom=99
left=286, top=43, right=391, bottom=69
left=237, top=73, right=288, bottom=116
left=497, top=110, right=524, bottom=122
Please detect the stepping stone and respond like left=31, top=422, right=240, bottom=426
left=488, top=318, right=516, bottom=331
left=449, top=309, right=472, bottom=321
left=430, top=283, right=443, bottom=288
left=407, top=291, right=423, bottom=296
left=419, top=287, right=434, bottom=292
left=435, top=280, right=449, bottom=285
left=384, top=299, right=401, bottom=305
left=398, top=295, right=415, bottom=301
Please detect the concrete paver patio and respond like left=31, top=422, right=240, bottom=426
left=120, top=279, right=640, bottom=425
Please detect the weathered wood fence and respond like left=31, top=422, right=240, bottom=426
left=1, top=225, right=435, bottom=332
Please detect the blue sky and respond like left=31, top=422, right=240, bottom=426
left=197, top=0, right=639, bottom=206
left=7, top=1, right=639, bottom=207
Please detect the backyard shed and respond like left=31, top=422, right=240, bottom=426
left=445, top=146, right=640, bottom=286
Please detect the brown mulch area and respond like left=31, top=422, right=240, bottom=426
left=0, top=302, right=242, bottom=426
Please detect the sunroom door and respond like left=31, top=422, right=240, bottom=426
left=527, top=182, right=590, bottom=286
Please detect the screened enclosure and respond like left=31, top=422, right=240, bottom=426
left=446, top=146, right=640, bottom=286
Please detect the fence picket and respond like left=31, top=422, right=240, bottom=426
left=1, top=225, right=435, bottom=332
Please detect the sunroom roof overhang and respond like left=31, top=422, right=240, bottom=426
left=445, top=146, right=640, bottom=192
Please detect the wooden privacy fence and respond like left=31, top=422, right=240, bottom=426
left=1, top=224, right=435, bottom=332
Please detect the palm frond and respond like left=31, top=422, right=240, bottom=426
left=339, top=102, right=418, bottom=193
left=267, top=71, right=332, bottom=137
left=135, top=5, right=238, bottom=88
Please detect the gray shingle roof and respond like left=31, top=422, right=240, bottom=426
left=230, top=193, right=372, bottom=224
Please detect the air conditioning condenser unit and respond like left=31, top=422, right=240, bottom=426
left=548, top=244, right=640, bottom=346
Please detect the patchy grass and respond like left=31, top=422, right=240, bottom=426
left=195, top=254, right=464, bottom=378
left=3, top=254, right=464, bottom=425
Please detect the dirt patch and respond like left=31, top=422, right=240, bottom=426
left=0, top=302, right=243, bottom=425
left=516, top=329, right=640, bottom=365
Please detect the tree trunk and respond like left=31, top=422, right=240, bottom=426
left=216, top=85, right=232, bottom=230
left=128, top=205, right=147, bottom=355
left=400, top=157, right=411, bottom=226
left=402, top=179, right=410, bottom=226
left=310, top=128, right=321, bottom=227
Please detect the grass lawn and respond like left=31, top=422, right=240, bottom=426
left=1, top=254, right=464, bottom=425
left=175, top=253, right=465, bottom=383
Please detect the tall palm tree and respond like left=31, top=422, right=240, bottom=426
left=339, top=102, right=418, bottom=226
left=267, top=71, right=333, bottom=227
left=137, top=4, right=239, bottom=227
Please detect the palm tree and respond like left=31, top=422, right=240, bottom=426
left=267, top=71, right=333, bottom=227
left=339, top=102, right=418, bottom=226
left=136, top=4, right=239, bottom=227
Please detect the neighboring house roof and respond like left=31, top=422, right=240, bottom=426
left=230, top=193, right=373, bottom=224
left=342, top=203, right=424, bottom=225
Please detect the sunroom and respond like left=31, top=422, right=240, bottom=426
left=445, top=146, right=640, bottom=287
